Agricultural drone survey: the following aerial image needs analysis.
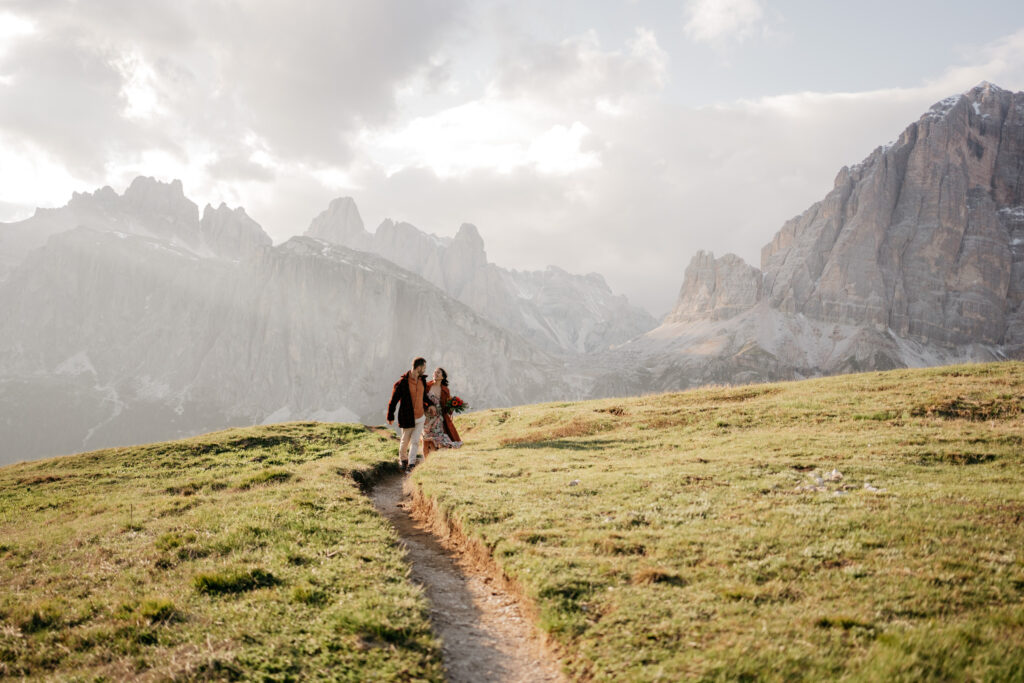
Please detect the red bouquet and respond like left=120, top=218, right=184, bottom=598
left=445, top=396, right=468, bottom=414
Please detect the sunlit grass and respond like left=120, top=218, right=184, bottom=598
left=413, top=362, right=1024, bottom=681
left=4, top=362, right=1022, bottom=681
left=0, top=422, right=443, bottom=681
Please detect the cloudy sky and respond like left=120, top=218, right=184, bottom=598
left=2, top=1, right=1024, bottom=315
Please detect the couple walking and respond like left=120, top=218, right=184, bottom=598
left=386, top=357, right=462, bottom=471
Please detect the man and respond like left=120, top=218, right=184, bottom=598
left=387, top=357, right=431, bottom=472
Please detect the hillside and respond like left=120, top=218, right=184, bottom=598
left=2, top=362, right=1022, bottom=680
left=0, top=423, right=443, bottom=680
left=412, top=361, right=1024, bottom=680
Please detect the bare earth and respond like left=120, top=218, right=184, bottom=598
left=371, top=473, right=565, bottom=683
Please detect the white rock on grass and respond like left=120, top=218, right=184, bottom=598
left=824, top=468, right=843, bottom=482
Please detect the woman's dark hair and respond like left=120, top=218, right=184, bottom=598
left=436, top=367, right=448, bottom=387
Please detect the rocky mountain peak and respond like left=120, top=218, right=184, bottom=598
left=200, top=202, right=271, bottom=259
left=123, top=177, right=199, bottom=223
left=298, top=198, right=656, bottom=353
left=450, top=223, right=487, bottom=270
left=454, top=222, right=482, bottom=243
left=202, top=202, right=234, bottom=218
left=305, top=196, right=367, bottom=247
left=968, top=80, right=1006, bottom=97
left=758, top=82, right=1024, bottom=346
left=607, top=84, right=1024, bottom=399
left=666, top=250, right=762, bottom=323
left=66, top=185, right=119, bottom=211
left=581, top=271, right=611, bottom=291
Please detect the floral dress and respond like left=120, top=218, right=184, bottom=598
left=422, top=389, right=462, bottom=449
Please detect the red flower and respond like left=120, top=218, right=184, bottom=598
left=446, top=396, right=468, bottom=414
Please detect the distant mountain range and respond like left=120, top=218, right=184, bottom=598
left=2, top=82, right=1023, bottom=463
left=0, top=177, right=635, bottom=462
left=304, top=197, right=656, bottom=354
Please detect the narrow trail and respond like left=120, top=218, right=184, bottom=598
left=371, top=473, right=565, bottom=683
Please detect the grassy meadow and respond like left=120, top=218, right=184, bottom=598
left=2, top=362, right=1022, bottom=682
left=412, top=362, right=1024, bottom=681
left=0, top=423, right=443, bottom=681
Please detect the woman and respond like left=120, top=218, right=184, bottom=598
left=421, top=367, right=462, bottom=457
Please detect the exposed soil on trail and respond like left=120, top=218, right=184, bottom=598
left=371, top=473, right=565, bottom=683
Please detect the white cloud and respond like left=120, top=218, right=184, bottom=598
left=527, top=122, right=599, bottom=174
left=113, top=52, right=166, bottom=121
left=0, top=7, right=35, bottom=83
left=0, top=11, right=35, bottom=43
left=0, top=132, right=83, bottom=219
left=357, top=100, right=600, bottom=178
left=496, top=28, right=668, bottom=105
left=732, top=27, right=1024, bottom=128
left=344, top=26, right=1024, bottom=315
left=356, top=28, right=665, bottom=179
left=683, top=0, right=764, bottom=44
left=0, top=1, right=464, bottom=171
left=3, top=2, right=1024, bottom=318
left=628, top=28, right=669, bottom=89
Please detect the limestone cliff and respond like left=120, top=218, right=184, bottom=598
left=0, top=227, right=567, bottom=462
left=761, top=82, right=1024, bottom=347
left=665, top=251, right=762, bottom=323
left=603, top=82, right=1024, bottom=398
left=0, top=180, right=574, bottom=462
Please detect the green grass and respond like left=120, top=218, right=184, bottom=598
left=4, top=363, right=1022, bottom=681
left=0, top=422, right=443, bottom=681
left=192, top=568, right=281, bottom=594
left=411, top=362, right=1024, bottom=681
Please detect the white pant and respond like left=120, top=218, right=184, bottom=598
left=399, top=416, right=426, bottom=464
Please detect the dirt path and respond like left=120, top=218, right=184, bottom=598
left=371, top=473, right=565, bottom=683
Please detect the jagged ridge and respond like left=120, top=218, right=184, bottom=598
left=603, top=82, right=1024, bottom=396
left=303, top=199, right=657, bottom=353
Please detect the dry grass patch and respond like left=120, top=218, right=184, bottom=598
left=499, top=415, right=615, bottom=446
left=911, top=393, right=1022, bottom=420
left=630, top=567, right=685, bottom=586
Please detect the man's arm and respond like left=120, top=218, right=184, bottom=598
left=387, top=379, right=402, bottom=423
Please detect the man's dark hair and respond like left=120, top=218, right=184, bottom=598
left=413, top=357, right=427, bottom=370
